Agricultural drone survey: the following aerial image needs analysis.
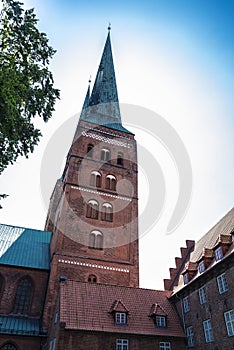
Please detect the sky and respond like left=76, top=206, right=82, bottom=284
left=1, top=0, right=234, bottom=289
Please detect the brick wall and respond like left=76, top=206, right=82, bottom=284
left=55, top=329, right=186, bottom=350
left=0, top=335, right=41, bottom=350
left=0, top=265, right=49, bottom=317
left=172, top=254, right=234, bottom=350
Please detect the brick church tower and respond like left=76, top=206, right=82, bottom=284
left=43, top=29, right=139, bottom=327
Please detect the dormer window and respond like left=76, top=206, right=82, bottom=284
left=156, top=315, right=167, bottom=328
left=109, top=300, right=129, bottom=326
left=115, top=312, right=127, bottom=325
left=215, top=246, right=223, bottom=261
left=199, top=260, right=206, bottom=273
left=149, top=303, right=168, bottom=328
left=184, top=273, right=189, bottom=285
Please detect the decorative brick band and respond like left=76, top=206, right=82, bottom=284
left=58, top=258, right=130, bottom=273
left=71, top=185, right=132, bottom=201
left=82, top=124, right=132, bottom=141
left=81, top=130, right=131, bottom=148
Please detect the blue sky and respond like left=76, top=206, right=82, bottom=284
left=1, top=0, right=234, bottom=289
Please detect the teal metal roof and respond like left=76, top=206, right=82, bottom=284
left=0, top=224, right=51, bottom=270
left=0, top=316, right=40, bottom=336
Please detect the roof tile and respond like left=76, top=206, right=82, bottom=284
left=60, top=280, right=184, bottom=337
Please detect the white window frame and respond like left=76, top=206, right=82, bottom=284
left=203, top=319, right=214, bottom=343
left=215, top=246, right=223, bottom=261
left=217, top=273, right=228, bottom=294
left=183, top=272, right=189, bottom=284
left=186, top=326, right=194, bottom=347
left=224, top=309, right=234, bottom=336
left=49, top=338, right=56, bottom=350
left=198, top=286, right=207, bottom=304
left=115, top=312, right=127, bottom=325
left=199, top=260, right=205, bottom=273
left=156, top=315, right=166, bottom=327
left=159, top=342, right=171, bottom=350
left=116, top=339, right=128, bottom=350
left=54, top=310, right=59, bottom=324
left=183, top=296, right=190, bottom=313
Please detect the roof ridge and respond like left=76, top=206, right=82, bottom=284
left=0, top=222, right=50, bottom=233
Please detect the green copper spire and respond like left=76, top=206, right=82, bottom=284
left=80, top=30, right=133, bottom=134
left=80, top=79, right=91, bottom=114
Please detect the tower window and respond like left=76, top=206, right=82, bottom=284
left=87, top=144, right=94, bottom=158
left=101, top=202, right=113, bottom=222
left=86, top=199, right=99, bottom=219
left=106, top=174, right=116, bottom=191
left=88, top=274, right=97, bottom=283
left=101, top=148, right=110, bottom=162
left=90, top=171, right=102, bottom=188
left=117, top=152, right=124, bottom=166
left=89, top=230, right=103, bottom=249
left=13, top=277, right=33, bottom=315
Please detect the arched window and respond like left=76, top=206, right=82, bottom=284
left=87, top=144, right=94, bottom=158
left=106, top=175, right=116, bottom=191
left=13, top=277, right=33, bottom=315
left=90, top=171, right=101, bottom=188
left=0, top=344, right=17, bottom=350
left=86, top=199, right=99, bottom=219
left=101, top=148, right=110, bottom=162
left=101, top=203, right=113, bottom=222
left=88, top=274, right=97, bottom=283
left=89, top=230, right=103, bottom=250
left=117, top=152, right=124, bottom=166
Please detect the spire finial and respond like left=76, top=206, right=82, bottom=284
left=108, top=22, right=111, bottom=32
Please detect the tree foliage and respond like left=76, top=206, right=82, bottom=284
left=0, top=0, right=60, bottom=174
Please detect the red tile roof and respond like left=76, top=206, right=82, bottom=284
left=60, top=280, right=185, bottom=337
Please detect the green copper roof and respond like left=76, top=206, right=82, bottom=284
left=0, top=316, right=40, bottom=336
left=0, top=224, right=51, bottom=270
left=80, top=31, right=132, bottom=135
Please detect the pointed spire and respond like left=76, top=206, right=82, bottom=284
left=80, top=30, right=122, bottom=125
left=80, top=78, right=91, bottom=117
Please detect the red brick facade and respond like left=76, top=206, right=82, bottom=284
left=55, top=330, right=186, bottom=350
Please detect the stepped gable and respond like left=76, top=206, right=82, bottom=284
left=164, top=240, right=195, bottom=291
left=59, top=280, right=185, bottom=337
left=166, top=207, right=234, bottom=293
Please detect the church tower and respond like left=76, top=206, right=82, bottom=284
left=44, top=30, right=139, bottom=319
